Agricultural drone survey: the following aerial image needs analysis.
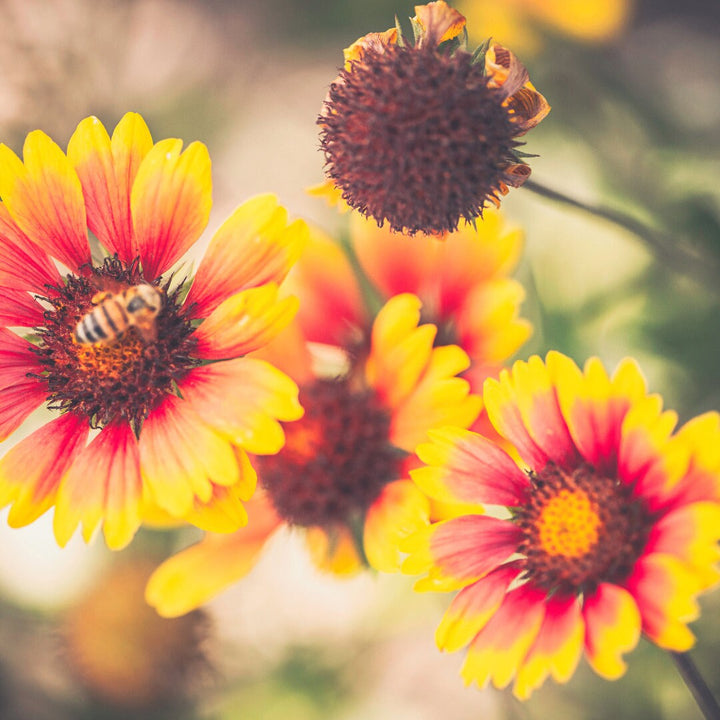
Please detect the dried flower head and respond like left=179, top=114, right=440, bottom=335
left=318, top=1, right=550, bottom=235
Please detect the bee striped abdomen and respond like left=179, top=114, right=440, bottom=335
left=74, top=284, right=164, bottom=346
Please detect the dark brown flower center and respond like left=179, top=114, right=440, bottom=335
left=318, top=43, right=520, bottom=235
left=517, top=462, right=653, bottom=596
left=256, top=377, right=404, bottom=529
left=30, top=257, right=198, bottom=432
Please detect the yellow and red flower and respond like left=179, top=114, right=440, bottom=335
left=318, top=1, right=550, bottom=235
left=296, top=209, right=531, bottom=456
left=347, top=210, right=531, bottom=376
left=403, top=352, right=720, bottom=698
left=0, top=112, right=306, bottom=550
left=146, top=291, right=481, bottom=617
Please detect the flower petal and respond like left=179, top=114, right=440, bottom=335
left=582, top=583, right=641, bottom=679
left=343, top=28, right=398, bottom=68
left=192, top=283, right=299, bottom=360
left=390, top=344, right=480, bottom=452
left=645, top=502, right=720, bottom=590
left=506, top=85, right=551, bottom=136
left=456, top=279, right=532, bottom=363
left=0, top=329, right=45, bottom=390
left=306, top=524, right=365, bottom=575
left=461, top=583, right=546, bottom=690
left=435, top=562, right=522, bottom=652
left=186, top=194, right=308, bottom=318
left=0, top=134, right=90, bottom=270
left=54, top=420, right=142, bottom=550
left=67, top=113, right=153, bottom=263
left=413, top=426, right=530, bottom=506
left=484, top=43, right=530, bottom=98
left=290, top=225, right=367, bottom=346
left=364, top=479, right=430, bottom=572
left=402, top=515, right=521, bottom=591
left=553, top=353, right=647, bottom=474
left=0, top=380, right=48, bottom=441
left=513, top=594, right=584, bottom=699
left=146, top=493, right=282, bottom=617
left=0, top=203, right=61, bottom=291
left=618, top=392, right=678, bottom=488
left=652, top=412, right=720, bottom=511
left=350, top=213, right=439, bottom=301
left=131, top=138, right=211, bottom=279
left=366, top=294, right=436, bottom=408
left=181, top=449, right=258, bottom=533
left=625, top=553, right=702, bottom=651
left=483, top=365, right=549, bottom=470
left=0, top=290, right=45, bottom=327
left=138, top=395, right=240, bottom=518
left=0, top=413, right=88, bottom=526
left=178, top=358, right=303, bottom=455
left=414, top=0, right=466, bottom=46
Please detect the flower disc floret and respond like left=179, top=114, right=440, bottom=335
left=33, top=257, right=197, bottom=432
left=317, top=1, right=550, bottom=235
left=257, top=377, right=402, bottom=527
left=518, top=462, right=653, bottom=595
left=320, top=44, right=518, bottom=235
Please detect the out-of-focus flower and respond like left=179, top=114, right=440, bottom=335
left=317, top=1, right=550, bottom=235
left=458, top=0, right=634, bottom=55
left=0, top=112, right=306, bottom=550
left=146, top=290, right=481, bottom=617
left=403, top=352, right=720, bottom=698
left=63, top=560, right=211, bottom=710
left=348, top=209, right=531, bottom=377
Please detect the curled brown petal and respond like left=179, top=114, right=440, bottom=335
left=500, top=162, right=532, bottom=189
left=344, top=28, right=398, bottom=68
left=485, top=43, right=529, bottom=99
left=507, top=86, right=551, bottom=136
left=413, top=0, right=466, bottom=47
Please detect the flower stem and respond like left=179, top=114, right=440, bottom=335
left=338, top=231, right=386, bottom=317
left=670, top=651, right=720, bottom=720
left=522, top=179, right=720, bottom=288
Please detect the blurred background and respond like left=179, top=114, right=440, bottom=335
left=0, top=0, right=719, bottom=718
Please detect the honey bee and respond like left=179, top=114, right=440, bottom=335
left=74, top=283, right=164, bottom=345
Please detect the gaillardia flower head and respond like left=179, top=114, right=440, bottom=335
left=0, top=112, right=306, bottom=549
left=63, top=560, right=211, bottom=710
left=146, top=293, right=481, bottom=617
left=403, top=352, right=720, bottom=698
left=317, top=1, right=550, bottom=235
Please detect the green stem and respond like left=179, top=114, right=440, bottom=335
left=522, top=179, right=720, bottom=288
left=338, top=231, right=386, bottom=317
left=670, top=651, right=720, bottom=720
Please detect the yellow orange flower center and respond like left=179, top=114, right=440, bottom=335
left=32, top=257, right=198, bottom=432
left=74, top=334, right=148, bottom=381
left=536, top=488, right=600, bottom=558
left=517, top=462, right=652, bottom=595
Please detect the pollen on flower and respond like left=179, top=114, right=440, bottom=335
left=518, top=463, right=653, bottom=595
left=319, top=43, right=519, bottom=235
left=31, top=256, right=198, bottom=432
left=536, top=488, right=601, bottom=558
